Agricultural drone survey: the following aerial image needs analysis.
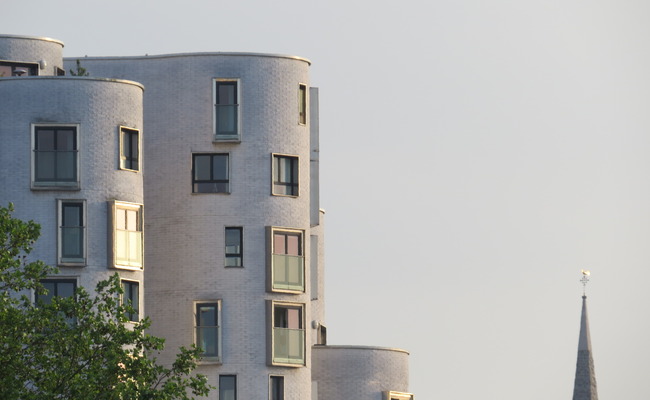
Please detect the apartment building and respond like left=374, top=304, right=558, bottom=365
left=0, top=34, right=413, bottom=400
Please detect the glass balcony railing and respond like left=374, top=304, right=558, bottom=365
left=273, top=327, right=305, bottom=365
left=272, top=254, right=304, bottom=291
left=195, top=325, right=221, bottom=359
left=61, top=226, right=84, bottom=261
left=115, top=230, right=142, bottom=267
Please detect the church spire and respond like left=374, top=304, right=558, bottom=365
left=572, top=271, right=598, bottom=400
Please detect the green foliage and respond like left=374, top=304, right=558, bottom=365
left=0, top=204, right=212, bottom=399
left=69, top=59, right=89, bottom=76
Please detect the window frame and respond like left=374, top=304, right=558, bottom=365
left=383, top=391, right=415, bottom=400
left=213, top=79, right=241, bottom=142
left=35, top=278, right=77, bottom=305
left=109, top=201, right=144, bottom=270
left=225, top=227, right=243, bottom=268
left=194, top=300, right=222, bottom=363
left=192, top=153, right=231, bottom=194
left=269, top=375, right=284, bottom=400
left=267, top=227, right=305, bottom=293
left=119, top=126, right=140, bottom=172
left=272, top=154, right=299, bottom=197
left=267, top=300, right=306, bottom=367
left=121, top=280, right=140, bottom=322
left=219, top=375, right=237, bottom=400
left=57, top=199, right=86, bottom=266
left=0, top=60, right=39, bottom=76
left=298, top=83, right=307, bottom=125
left=31, top=124, right=80, bottom=190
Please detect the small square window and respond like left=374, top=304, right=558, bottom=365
left=214, top=80, right=240, bottom=141
left=110, top=201, right=143, bottom=270
left=270, top=376, right=284, bottom=400
left=195, top=301, right=222, bottom=361
left=272, top=154, right=298, bottom=196
left=298, top=84, right=307, bottom=125
left=32, top=125, right=79, bottom=189
left=119, top=127, right=140, bottom=171
left=121, top=280, right=140, bottom=322
left=219, top=375, right=237, bottom=400
left=192, top=153, right=230, bottom=193
left=268, top=301, right=305, bottom=366
left=225, top=227, right=243, bottom=267
left=58, top=200, right=86, bottom=265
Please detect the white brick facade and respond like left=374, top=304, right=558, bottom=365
left=0, top=34, right=412, bottom=400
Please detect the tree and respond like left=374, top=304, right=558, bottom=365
left=69, top=59, right=89, bottom=76
left=0, top=204, right=212, bottom=399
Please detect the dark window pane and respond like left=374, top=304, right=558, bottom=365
left=219, top=375, right=236, bottom=400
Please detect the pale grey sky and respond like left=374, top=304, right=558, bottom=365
left=4, top=0, right=650, bottom=398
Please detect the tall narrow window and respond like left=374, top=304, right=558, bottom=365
left=219, top=375, right=236, bottom=400
left=192, top=153, right=230, bottom=193
left=58, top=200, right=85, bottom=265
left=120, top=127, right=140, bottom=171
left=225, top=227, right=243, bottom=267
left=298, top=84, right=307, bottom=125
left=272, top=155, right=298, bottom=196
left=214, top=80, right=239, bottom=140
left=33, top=125, right=79, bottom=188
left=195, top=302, right=221, bottom=360
left=122, top=280, right=140, bottom=322
left=36, top=279, right=77, bottom=305
left=111, top=201, right=143, bottom=269
left=270, top=302, right=305, bottom=366
left=270, top=376, right=284, bottom=400
left=270, top=229, right=304, bottom=292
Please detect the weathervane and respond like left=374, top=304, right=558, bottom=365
left=580, top=269, right=591, bottom=296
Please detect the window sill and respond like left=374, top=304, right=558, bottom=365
left=271, top=193, right=299, bottom=198
left=212, top=137, right=241, bottom=143
left=198, top=358, right=222, bottom=365
left=270, top=360, right=305, bottom=368
left=191, top=192, right=231, bottom=195
left=270, top=287, right=305, bottom=294
left=119, top=168, right=140, bottom=173
left=32, top=184, right=80, bottom=191
left=111, top=264, right=143, bottom=271
left=58, top=260, right=86, bottom=267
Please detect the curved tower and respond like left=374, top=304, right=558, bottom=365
left=74, top=52, right=322, bottom=398
left=0, top=35, right=145, bottom=318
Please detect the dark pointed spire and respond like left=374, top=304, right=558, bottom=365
left=572, top=295, right=598, bottom=400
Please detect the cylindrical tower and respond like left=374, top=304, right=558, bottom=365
left=0, top=34, right=65, bottom=77
left=73, top=53, right=319, bottom=399
left=0, top=73, right=144, bottom=313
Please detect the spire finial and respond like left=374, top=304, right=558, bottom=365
left=581, top=269, right=591, bottom=297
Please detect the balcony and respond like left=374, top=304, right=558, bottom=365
left=273, top=327, right=305, bottom=365
left=272, top=254, right=304, bottom=292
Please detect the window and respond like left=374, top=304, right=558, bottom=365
left=36, top=279, right=76, bottom=305
left=270, top=376, right=284, bottom=400
left=58, top=200, right=86, bottom=265
left=269, top=228, right=304, bottom=292
left=268, top=302, right=305, bottom=366
left=122, top=280, right=139, bottom=322
left=272, top=155, right=298, bottom=196
left=110, top=201, right=143, bottom=269
left=225, top=227, right=243, bottom=267
left=195, top=302, right=221, bottom=360
left=298, top=84, right=307, bottom=125
left=120, top=127, right=140, bottom=171
left=214, top=80, right=239, bottom=140
left=0, top=60, right=38, bottom=77
left=192, top=153, right=230, bottom=193
left=32, top=125, right=79, bottom=188
left=383, top=391, right=415, bottom=400
left=219, top=375, right=236, bottom=400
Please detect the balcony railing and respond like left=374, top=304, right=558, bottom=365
left=195, top=325, right=221, bottom=359
left=61, top=226, right=84, bottom=261
left=115, top=230, right=142, bottom=268
left=272, top=254, right=304, bottom=291
left=34, top=150, right=77, bottom=183
left=273, top=327, right=305, bottom=365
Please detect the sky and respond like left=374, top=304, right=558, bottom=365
left=4, top=0, right=650, bottom=398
